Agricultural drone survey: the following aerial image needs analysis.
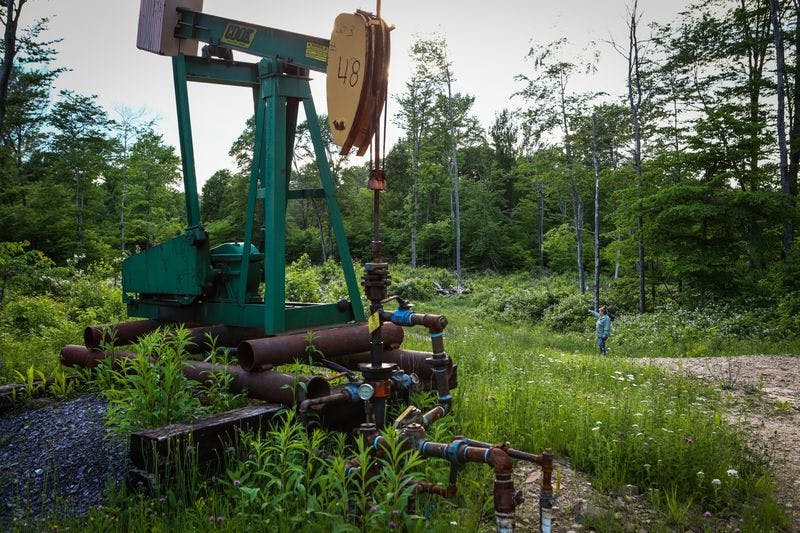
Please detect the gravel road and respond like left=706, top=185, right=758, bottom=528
left=0, top=394, right=129, bottom=526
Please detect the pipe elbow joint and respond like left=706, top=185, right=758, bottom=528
left=487, top=447, right=513, bottom=473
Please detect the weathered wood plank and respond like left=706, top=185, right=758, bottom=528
left=129, top=403, right=283, bottom=472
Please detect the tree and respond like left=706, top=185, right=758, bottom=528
left=48, top=91, right=115, bottom=256
left=395, top=37, right=442, bottom=268
left=623, top=0, right=647, bottom=313
left=516, top=38, right=598, bottom=292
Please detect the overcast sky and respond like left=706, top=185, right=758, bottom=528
left=22, top=0, right=690, bottom=186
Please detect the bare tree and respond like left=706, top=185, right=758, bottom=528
left=611, top=0, right=648, bottom=313
left=591, top=112, right=601, bottom=311
left=770, top=0, right=794, bottom=257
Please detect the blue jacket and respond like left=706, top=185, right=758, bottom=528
left=589, top=310, right=611, bottom=338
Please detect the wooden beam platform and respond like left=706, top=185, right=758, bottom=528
left=130, top=403, right=284, bottom=473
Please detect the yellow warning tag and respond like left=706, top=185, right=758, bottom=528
left=368, top=311, right=380, bottom=333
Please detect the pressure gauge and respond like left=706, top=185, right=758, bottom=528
left=357, top=383, right=375, bottom=400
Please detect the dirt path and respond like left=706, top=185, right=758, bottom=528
left=634, top=355, right=800, bottom=530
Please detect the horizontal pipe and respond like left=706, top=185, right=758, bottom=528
left=335, top=349, right=456, bottom=384
left=237, top=323, right=404, bottom=372
left=84, top=319, right=166, bottom=349
left=179, top=325, right=265, bottom=354
left=183, top=361, right=330, bottom=404
left=61, top=346, right=329, bottom=405
left=60, top=344, right=138, bottom=369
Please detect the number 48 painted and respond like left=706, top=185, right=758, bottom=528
left=337, top=57, right=360, bottom=87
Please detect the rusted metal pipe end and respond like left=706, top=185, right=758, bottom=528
left=236, top=341, right=259, bottom=372
left=304, top=376, right=332, bottom=400
left=61, top=344, right=104, bottom=368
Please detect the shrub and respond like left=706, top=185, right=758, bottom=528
left=285, top=253, right=322, bottom=302
left=775, top=292, right=800, bottom=338
left=98, top=328, right=205, bottom=437
left=543, top=292, right=593, bottom=333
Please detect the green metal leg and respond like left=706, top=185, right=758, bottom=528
left=303, top=97, right=365, bottom=321
left=172, top=54, right=202, bottom=229
left=264, top=76, right=288, bottom=333
left=237, top=91, right=267, bottom=305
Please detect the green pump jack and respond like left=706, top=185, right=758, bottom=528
left=58, top=3, right=557, bottom=531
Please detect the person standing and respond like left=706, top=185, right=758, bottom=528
left=588, top=305, right=611, bottom=355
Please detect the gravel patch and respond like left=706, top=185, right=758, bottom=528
left=0, top=393, right=129, bottom=526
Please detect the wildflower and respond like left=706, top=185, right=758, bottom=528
left=726, top=469, right=739, bottom=478
left=217, top=516, right=224, bottom=523
left=685, top=436, right=694, bottom=444
left=634, top=412, right=643, bottom=417
left=389, top=520, right=397, bottom=529
left=209, top=516, right=215, bottom=522
left=591, top=426, right=601, bottom=431
left=704, top=511, right=712, bottom=518
left=369, top=505, right=379, bottom=513
left=450, top=521, right=458, bottom=526
left=696, top=471, right=705, bottom=479
left=643, top=463, right=651, bottom=470
left=712, top=478, right=721, bottom=486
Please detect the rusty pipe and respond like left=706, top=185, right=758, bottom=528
left=60, top=344, right=139, bottom=369
left=178, top=325, right=265, bottom=354
left=298, top=389, right=352, bottom=414
left=380, top=310, right=448, bottom=333
left=83, top=319, right=167, bottom=349
left=335, top=349, right=451, bottom=380
left=182, top=361, right=330, bottom=404
left=237, top=323, right=404, bottom=371
left=334, top=349, right=458, bottom=392
left=411, top=480, right=456, bottom=498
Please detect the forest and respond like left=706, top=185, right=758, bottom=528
left=1, top=0, right=800, bottom=531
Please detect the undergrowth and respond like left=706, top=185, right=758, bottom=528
left=1, top=263, right=794, bottom=530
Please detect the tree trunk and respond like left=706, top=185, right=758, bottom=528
left=770, top=0, right=793, bottom=258
left=444, top=67, right=462, bottom=289
left=411, top=130, right=419, bottom=268
left=538, top=180, right=545, bottom=266
left=0, top=0, right=25, bottom=137
left=788, top=3, right=800, bottom=206
left=591, top=112, right=601, bottom=311
left=627, top=0, right=646, bottom=313
left=559, top=72, right=585, bottom=293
